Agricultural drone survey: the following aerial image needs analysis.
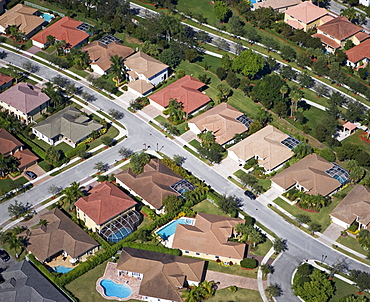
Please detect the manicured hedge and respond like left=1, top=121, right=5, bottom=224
left=121, top=242, right=182, bottom=256
left=65, top=143, right=86, bottom=159
left=240, top=258, right=258, bottom=269
left=17, top=134, right=47, bottom=160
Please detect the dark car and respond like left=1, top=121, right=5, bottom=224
left=25, top=171, right=37, bottom=180
left=244, top=190, right=256, bottom=200
left=0, top=250, right=10, bottom=262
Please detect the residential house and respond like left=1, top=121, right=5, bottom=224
left=360, top=0, right=370, bottom=6
left=312, top=16, right=369, bottom=53
left=126, top=79, right=153, bottom=97
left=271, top=153, right=348, bottom=196
left=116, top=247, right=206, bottom=302
left=253, top=0, right=302, bottom=12
left=0, top=0, right=5, bottom=15
left=284, top=1, right=333, bottom=32
left=24, top=208, right=99, bottom=263
left=0, top=73, right=14, bottom=91
left=149, top=75, right=211, bottom=115
left=115, top=159, right=184, bottom=213
left=0, top=4, right=45, bottom=39
left=0, top=82, right=49, bottom=124
left=0, top=260, right=72, bottom=302
left=188, top=103, right=249, bottom=146
left=345, top=39, right=370, bottom=68
left=172, top=213, right=247, bottom=265
left=75, top=181, right=140, bottom=242
left=32, top=106, right=102, bottom=148
left=31, top=16, right=89, bottom=49
left=228, top=125, right=297, bottom=172
left=82, top=41, right=134, bottom=75
left=330, top=185, right=370, bottom=230
left=0, top=128, right=38, bottom=171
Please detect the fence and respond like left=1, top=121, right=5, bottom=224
left=24, top=1, right=65, bottom=17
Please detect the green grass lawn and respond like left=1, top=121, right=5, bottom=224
left=0, top=176, right=28, bottom=193
left=331, top=277, right=370, bottom=301
left=192, top=199, right=229, bottom=216
left=87, top=126, right=119, bottom=150
left=336, top=235, right=367, bottom=256
left=342, top=129, right=370, bottom=151
left=35, top=51, right=51, bottom=60
left=207, top=260, right=258, bottom=279
left=189, top=138, right=201, bottom=149
left=176, top=0, right=218, bottom=27
left=68, top=66, right=89, bottom=78
left=55, top=142, right=73, bottom=153
left=249, top=238, right=273, bottom=258
left=234, top=170, right=271, bottom=192
left=154, top=115, right=189, bottom=135
left=208, top=287, right=262, bottom=302
left=38, top=160, right=54, bottom=172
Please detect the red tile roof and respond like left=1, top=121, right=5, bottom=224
left=14, top=148, right=38, bottom=170
left=343, top=121, right=357, bottom=131
left=285, top=19, right=304, bottom=30
left=75, top=181, right=136, bottom=225
left=0, top=73, right=13, bottom=86
left=346, top=39, right=370, bottom=63
left=149, top=75, right=210, bottom=114
left=316, top=16, right=362, bottom=41
left=312, top=33, right=340, bottom=49
left=285, top=1, right=328, bottom=24
left=32, top=17, right=89, bottom=48
left=354, top=32, right=370, bottom=42
left=0, top=128, right=23, bottom=155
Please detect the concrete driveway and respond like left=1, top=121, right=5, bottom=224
left=206, top=270, right=266, bottom=290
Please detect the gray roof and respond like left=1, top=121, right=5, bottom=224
left=0, top=260, right=71, bottom=302
left=32, top=106, right=102, bottom=144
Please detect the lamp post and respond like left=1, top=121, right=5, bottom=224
left=321, top=255, right=327, bottom=263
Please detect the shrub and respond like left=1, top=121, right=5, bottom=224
left=240, top=258, right=258, bottom=269
left=28, top=254, right=57, bottom=282
left=65, top=143, right=87, bottom=159
left=244, top=216, right=255, bottom=226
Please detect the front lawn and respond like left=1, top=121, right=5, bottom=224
left=55, top=142, right=73, bottom=153
left=192, top=199, right=228, bottom=217
left=207, top=260, right=258, bottom=279
left=154, top=115, right=189, bottom=136
left=208, top=288, right=263, bottom=302
left=234, top=169, right=271, bottom=192
left=331, top=277, right=370, bottom=301
left=0, top=176, right=28, bottom=194
left=87, top=125, right=119, bottom=150
left=249, top=238, right=272, bottom=258
left=68, top=66, right=89, bottom=78
left=337, top=235, right=367, bottom=256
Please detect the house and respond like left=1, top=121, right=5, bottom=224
left=0, top=73, right=14, bottom=91
left=115, top=159, right=185, bottom=213
left=345, top=39, right=370, bottom=68
left=188, top=103, right=249, bottom=146
left=0, top=82, right=49, bottom=124
left=116, top=247, right=206, bottom=302
left=0, top=128, right=38, bottom=171
left=253, top=0, right=302, bottom=12
left=271, top=153, right=348, bottom=196
left=24, top=208, right=99, bottom=263
left=0, top=0, right=5, bottom=15
left=149, top=75, right=211, bottom=115
left=228, top=125, right=297, bottom=172
left=125, top=51, right=168, bottom=87
left=172, top=213, right=247, bottom=265
left=312, top=16, right=369, bottom=53
left=0, top=4, right=45, bottom=39
left=0, top=260, right=72, bottom=302
left=75, top=181, right=140, bottom=242
left=330, top=185, right=370, bottom=230
left=31, top=16, right=90, bottom=49
left=360, top=0, right=370, bottom=6
left=126, top=79, right=154, bottom=97
left=81, top=40, right=134, bottom=75
left=32, top=106, right=102, bottom=148
left=284, top=1, right=333, bottom=32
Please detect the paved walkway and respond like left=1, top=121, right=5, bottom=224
left=205, top=270, right=265, bottom=290
left=320, top=223, right=344, bottom=244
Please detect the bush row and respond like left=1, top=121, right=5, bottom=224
left=65, top=143, right=87, bottom=159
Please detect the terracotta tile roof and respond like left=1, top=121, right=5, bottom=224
left=346, top=39, right=370, bottom=63
left=24, top=208, right=99, bottom=262
left=126, top=79, right=153, bottom=95
left=32, top=17, right=89, bottom=48
left=343, top=121, right=357, bottom=131
left=0, top=73, right=13, bottom=86
left=0, top=82, right=49, bottom=114
left=330, top=185, right=370, bottom=227
left=14, top=148, right=38, bottom=170
left=320, top=15, right=335, bottom=23
left=189, top=103, right=248, bottom=145
left=0, top=128, right=23, bottom=155
left=172, top=213, right=246, bottom=260
left=124, top=51, right=168, bottom=80
left=312, top=33, right=340, bottom=49
left=75, top=181, right=136, bottom=225
left=82, top=41, right=134, bottom=72
left=271, top=153, right=343, bottom=196
left=317, top=16, right=362, bottom=41
left=0, top=4, right=45, bottom=37
left=228, top=125, right=294, bottom=171
left=149, top=75, right=211, bottom=114
left=285, top=1, right=328, bottom=24
left=254, top=0, right=302, bottom=10
left=285, top=19, right=304, bottom=30
left=115, top=159, right=182, bottom=210
left=354, top=31, right=370, bottom=42
left=117, top=247, right=206, bottom=301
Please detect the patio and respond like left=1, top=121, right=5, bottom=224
left=47, top=254, right=76, bottom=269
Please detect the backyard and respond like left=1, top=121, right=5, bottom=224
left=208, top=287, right=263, bottom=302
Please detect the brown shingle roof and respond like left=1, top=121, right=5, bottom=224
left=82, top=41, right=134, bottom=72
left=254, top=0, right=302, bottom=10
left=117, top=247, right=206, bottom=301
left=316, top=16, right=362, bottom=41
left=25, top=208, right=99, bottom=262
left=126, top=79, right=153, bottom=94
left=0, top=4, right=45, bottom=37
left=330, top=185, right=370, bottom=227
left=0, top=128, right=23, bottom=155
left=228, top=125, right=294, bottom=171
left=115, top=159, right=182, bottom=210
left=0, top=83, right=49, bottom=114
left=149, top=75, right=211, bottom=114
left=75, top=181, right=136, bottom=225
left=172, top=213, right=246, bottom=260
left=32, top=17, right=89, bottom=48
left=285, top=1, right=328, bottom=24
left=271, top=153, right=343, bottom=196
left=346, top=39, right=370, bottom=63
left=189, top=103, right=248, bottom=145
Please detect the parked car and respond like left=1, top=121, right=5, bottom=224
left=25, top=171, right=37, bottom=180
left=244, top=190, right=256, bottom=200
left=0, top=250, right=10, bottom=262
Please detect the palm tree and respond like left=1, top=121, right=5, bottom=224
left=199, top=280, right=216, bottom=299
left=163, top=99, right=186, bottom=124
left=110, top=55, right=125, bottom=84
left=289, top=90, right=302, bottom=119
left=8, top=233, right=23, bottom=258
left=361, top=110, right=370, bottom=140
left=7, top=25, right=23, bottom=42
left=55, top=40, right=67, bottom=56
left=198, top=131, right=215, bottom=149
left=46, top=35, right=56, bottom=46
left=280, top=85, right=288, bottom=100
left=181, top=287, right=201, bottom=302
left=249, top=228, right=263, bottom=248
left=340, top=7, right=357, bottom=22
left=60, top=182, right=84, bottom=210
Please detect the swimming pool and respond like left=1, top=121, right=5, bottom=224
left=106, top=227, right=132, bottom=243
left=41, top=13, right=54, bottom=22
left=53, top=265, right=73, bottom=274
left=100, top=279, right=132, bottom=299
left=156, top=217, right=194, bottom=240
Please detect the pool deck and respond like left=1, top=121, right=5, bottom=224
left=96, top=262, right=142, bottom=301
left=47, top=254, right=76, bottom=268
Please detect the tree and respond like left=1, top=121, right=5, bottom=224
left=350, top=270, right=370, bottom=292
left=173, top=154, right=185, bottom=166
left=262, top=36, right=280, bottom=52
left=296, top=214, right=311, bottom=226
left=296, top=52, right=312, bottom=68
left=94, top=161, right=109, bottom=173
left=22, top=61, right=38, bottom=73
left=118, top=147, right=133, bottom=159
left=8, top=233, right=23, bottom=258
left=238, top=173, right=258, bottom=189
left=181, top=287, right=202, bottom=302
left=297, top=72, right=314, bottom=88
left=46, top=34, right=56, bottom=46
left=361, top=110, right=370, bottom=140
left=280, top=46, right=296, bottom=62
left=232, top=49, right=264, bottom=78
left=213, top=1, right=229, bottom=22
left=249, top=227, right=264, bottom=248
left=162, top=195, right=184, bottom=213
left=314, top=84, right=329, bottom=97
left=163, top=99, right=186, bottom=124
left=273, top=238, right=287, bottom=254
left=218, top=194, right=241, bottom=215
left=108, top=108, right=123, bottom=119
left=340, top=7, right=358, bottom=22
left=216, top=67, right=227, bottom=80
left=265, top=284, right=282, bottom=299
left=8, top=200, right=25, bottom=217
left=60, top=181, right=84, bottom=210
left=229, top=15, right=245, bottom=36
left=293, top=143, right=313, bottom=159
left=184, top=49, right=198, bottom=62
left=274, top=101, right=288, bottom=118
left=319, top=148, right=336, bottom=162
left=216, top=83, right=232, bottom=102
left=260, top=264, right=272, bottom=278
left=356, top=229, right=370, bottom=250
left=101, top=136, right=113, bottom=147
left=309, top=222, right=322, bottom=235
left=280, top=65, right=296, bottom=81
left=110, top=54, right=125, bottom=84
left=279, top=85, right=289, bottom=100
left=130, top=152, right=150, bottom=174
left=226, top=72, right=239, bottom=88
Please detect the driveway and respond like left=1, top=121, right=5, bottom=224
left=212, top=156, right=241, bottom=178
left=205, top=270, right=266, bottom=290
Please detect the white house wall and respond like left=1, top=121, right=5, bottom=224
left=330, top=216, right=350, bottom=229
left=188, top=122, right=201, bottom=136
left=271, top=181, right=286, bottom=193
left=148, top=69, right=168, bottom=86
left=32, top=40, right=45, bottom=49
left=91, top=64, right=105, bottom=76
left=32, top=128, right=54, bottom=145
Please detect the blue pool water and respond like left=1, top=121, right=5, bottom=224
left=100, top=279, right=132, bottom=299
left=156, top=217, right=193, bottom=240
left=53, top=265, right=73, bottom=274
left=106, top=227, right=132, bottom=243
left=41, top=13, right=54, bottom=22
left=251, top=0, right=257, bottom=3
